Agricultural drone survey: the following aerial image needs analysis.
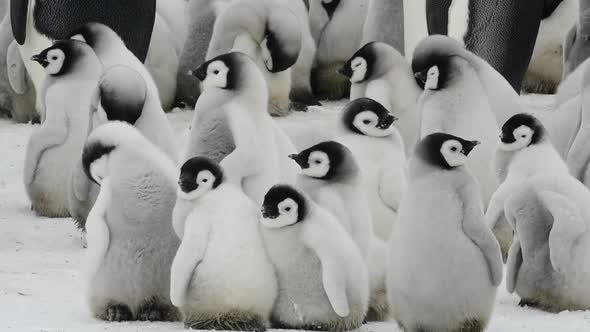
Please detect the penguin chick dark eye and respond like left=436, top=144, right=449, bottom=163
left=521, top=135, right=527, bottom=138
left=363, top=120, right=371, bottom=124
left=314, top=160, right=321, bottom=164
left=213, top=70, right=219, bottom=75
left=285, top=207, right=291, bottom=212
left=202, top=179, right=208, bottom=183
left=450, top=147, right=458, bottom=152
left=51, top=56, right=58, bottom=60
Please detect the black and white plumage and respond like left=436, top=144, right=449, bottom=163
left=83, top=121, right=180, bottom=322
left=260, top=184, right=369, bottom=331
left=389, top=132, right=502, bottom=332
left=24, top=40, right=102, bottom=218
left=170, top=157, right=277, bottom=331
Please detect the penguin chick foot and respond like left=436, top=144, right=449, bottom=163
left=105, top=303, right=133, bottom=322
left=185, top=310, right=267, bottom=331
left=289, top=101, right=309, bottom=113
left=290, top=88, right=322, bottom=106
left=518, top=298, right=540, bottom=308
left=138, top=299, right=180, bottom=322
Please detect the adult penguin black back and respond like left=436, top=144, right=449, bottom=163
left=11, top=0, right=156, bottom=62
left=425, top=0, right=563, bottom=92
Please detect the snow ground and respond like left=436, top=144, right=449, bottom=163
left=1, top=95, right=589, bottom=331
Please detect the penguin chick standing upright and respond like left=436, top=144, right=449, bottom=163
left=335, top=98, right=406, bottom=240
left=260, top=184, right=369, bottom=331
left=389, top=133, right=503, bottom=332
left=206, top=0, right=302, bottom=115
left=187, top=52, right=297, bottom=205
left=339, top=42, right=421, bottom=152
left=83, top=122, right=180, bottom=322
left=170, top=157, right=277, bottom=331
left=68, top=65, right=180, bottom=228
left=486, top=113, right=569, bottom=259
left=24, top=40, right=102, bottom=217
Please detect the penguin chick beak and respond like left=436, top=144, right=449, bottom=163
left=261, top=208, right=274, bottom=219
left=462, top=140, right=481, bottom=156
left=337, top=65, right=353, bottom=78
left=378, top=114, right=398, bottom=129
left=193, top=64, right=208, bottom=82
left=288, top=154, right=306, bottom=168
left=178, top=179, right=198, bottom=194
left=31, top=54, right=49, bottom=68
left=414, top=70, right=428, bottom=88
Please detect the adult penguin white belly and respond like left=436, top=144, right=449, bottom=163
left=10, top=0, right=157, bottom=112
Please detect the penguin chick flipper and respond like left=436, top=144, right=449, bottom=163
left=304, top=225, right=350, bottom=317
left=170, top=211, right=212, bottom=307
left=537, top=190, right=588, bottom=274
left=459, top=189, right=503, bottom=287
left=71, top=158, right=91, bottom=203
left=86, top=178, right=112, bottom=277
left=505, top=236, right=523, bottom=294
left=566, top=125, right=590, bottom=183
left=23, top=111, right=69, bottom=186
left=563, top=26, right=576, bottom=71
left=485, top=181, right=515, bottom=229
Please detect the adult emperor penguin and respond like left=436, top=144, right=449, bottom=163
left=206, top=0, right=302, bottom=115
left=389, top=133, right=503, bottom=332
left=260, top=184, right=369, bottom=331
left=339, top=42, right=421, bottom=152
left=564, top=0, right=590, bottom=78
left=170, top=157, right=277, bottom=331
left=309, top=0, right=369, bottom=100
left=83, top=122, right=180, bottom=322
left=68, top=65, right=180, bottom=228
left=420, top=0, right=566, bottom=92
left=486, top=113, right=569, bottom=259
left=564, top=67, right=590, bottom=188
left=23, top=40, right=102, bottom=217
left=413, top=36, right=504, bottom=204
left=504, top=174, right=590, bottom=312
left=11, top=0, right=156, bottom=110
left=335, top=98, right=406, bottom=240
left=187, top=52, right=297, bottom=205
left=361, top=0, right=404, bottom=54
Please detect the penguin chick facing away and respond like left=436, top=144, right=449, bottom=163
left=486, top=113, right=568, bottom=260
left=389, top=133, right=503, bottom=332
left=83, top=122, right=180, bottom=322
left=335, top=97, right=407, bottom=241
left=504, top=174, right=590, bottom=313
left=170, top=157, right=277, bottom=331
left=24, top=40, right=102, bottom=217
left=339, top=42, right=421, bottom=153
left=260, top=184, right=369, bottom=331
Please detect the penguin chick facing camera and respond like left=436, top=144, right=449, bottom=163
left=486, top=113, right=568, bottom=260
left=170, top=157, right=277, bottom=331
left=24, top=39, right=102, bottom=218
left=260, top=184, right=369, bottom=331
left=389, top=132, right=502, bottom=332
left=83, top=121, right=180, bottom=322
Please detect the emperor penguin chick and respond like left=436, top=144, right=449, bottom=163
left=206, top=0, right=302, bottom=115
left=339, top=42, right=421, bottom=152
left=24, top=40, right=102, bottom=217
left=68, top=65, right=180, bottom=228
left=187, top=52, right=297, bottom=205
left=335, top=98, right=407, bottom=240
left=260, top=185, right=369, bottom=331
left=389, top=133, right=503, bottom=332
left=170, top=157, right=277, bottom=331
left=504, top=174, right=590, bottom=312
left=83, top=122, right=180, bottom=322
left=486, top=113, right=568, bottom=259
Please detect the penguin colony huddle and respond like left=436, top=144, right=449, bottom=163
left=9, top=0, right=590, bottom=331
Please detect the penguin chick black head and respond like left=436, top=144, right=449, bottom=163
left=31, top=40, right=95, bottom=76
left=94, top=65, right=147, bottom=125
left=499, top=113, right=546, bottom=152
left=289, top=141, right=358, bottom=180
left=342, top=98, right=398, bottom=137
left=339, top=42, right=377, bottom=83
left=194, top=52, right=261, bottom=91
left=177, top=157, right=224, bottom=201
left=261, top=184, right=308, bottom=228
left=321, top=0, right=341, bottom=19
left=412, top=35, right=466, bottom=90
left=260, top=5, right=302, bottom=73
left=415, top=133, right=480, bottom=169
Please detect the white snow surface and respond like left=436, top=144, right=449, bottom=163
left=1, top=95, right=590, bottom=331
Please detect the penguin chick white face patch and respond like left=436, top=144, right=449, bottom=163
left=425, top=66, right=440, bottom=90
left=303, top=151, right=331, bottom=178
left=500, top=125, right=533, bottom=151
left=353, top=110, right=394, bottom=137
left=261, top=198, right=299, bottom=228
left=45, top=49, right=66, bottom=75
left=177, top=170, right=216, bottom=201
left=203, top=60, right=229, bottom=89
left=89, top=155, right=109, bottom=185
left=260, top=38, right=274, bottom=72
left=441, top=139, right=467, bottom=167
left=350, top=57, right=368, bottom=83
